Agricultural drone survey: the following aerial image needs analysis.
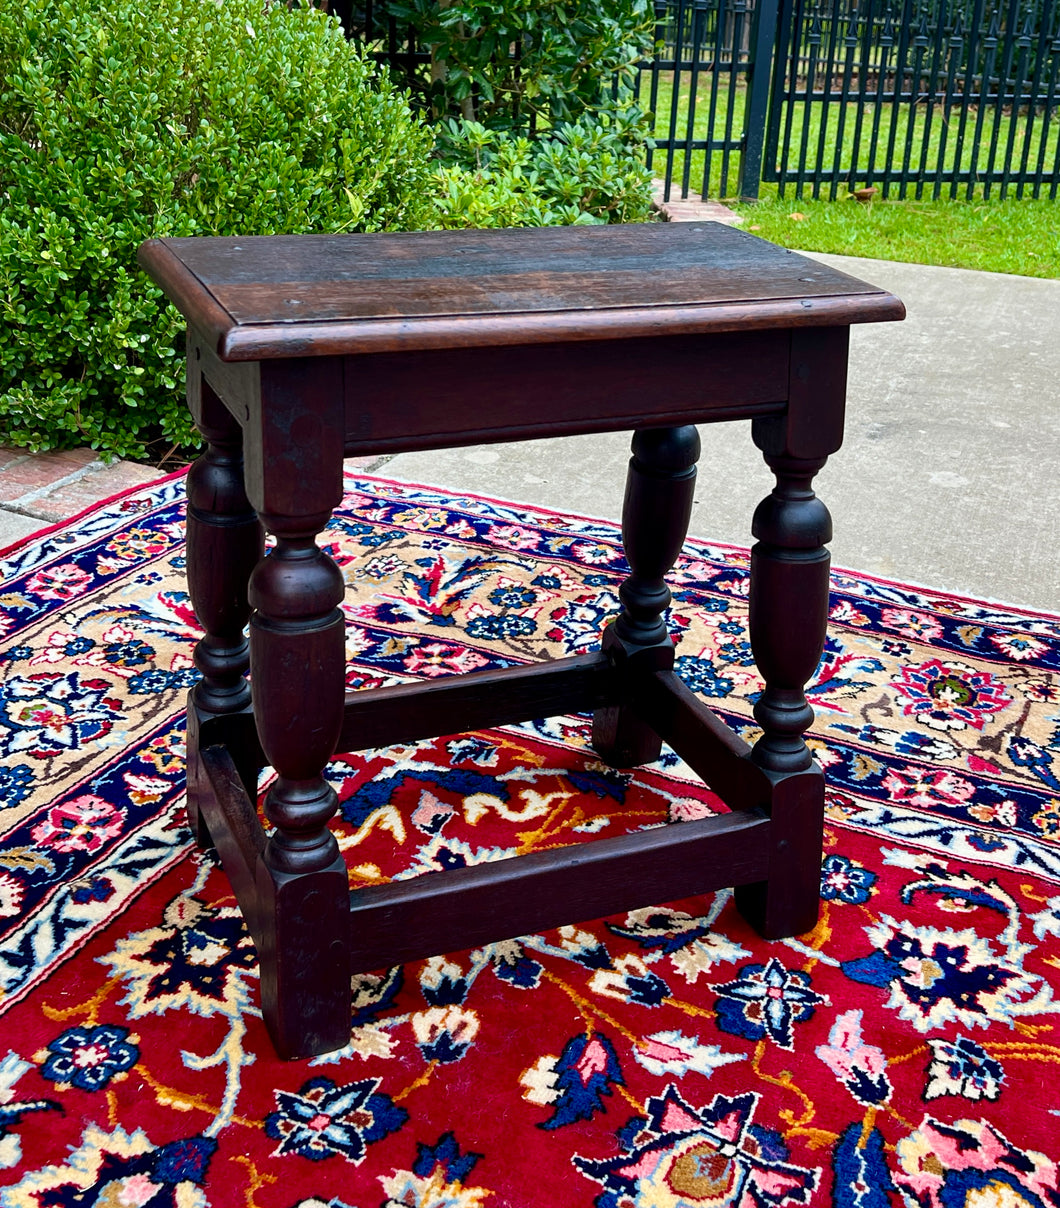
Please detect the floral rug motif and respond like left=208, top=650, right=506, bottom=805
left=0, top=472, right=1058, bottom=1208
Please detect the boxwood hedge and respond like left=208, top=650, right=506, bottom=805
left=0, top=0, right=437, bottom=458
left=0, top=0, right=656, bottom=460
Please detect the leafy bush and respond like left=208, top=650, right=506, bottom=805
left=434, top=110, right=655, bottom=227
left=381, top=0, right=653, bottom=131
left=382, top=0, right=657, bottom=231
left=0, top=0, right=657, bottom=459
left=0, top=0, right=436, bottom=459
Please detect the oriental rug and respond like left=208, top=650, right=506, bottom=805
left=0, top=471, right=1058, bottom=1208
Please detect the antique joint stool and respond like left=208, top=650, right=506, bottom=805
left=138, top=223, right=903, bottom=1059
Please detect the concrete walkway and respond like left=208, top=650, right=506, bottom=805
left=378, top=252, right=1060, bottom=614
left=2, top=245, right=1057, bottom=614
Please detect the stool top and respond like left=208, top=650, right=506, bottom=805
left=138, top=222, right=904, bottom=361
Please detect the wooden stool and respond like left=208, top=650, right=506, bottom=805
left=139, top=223, right=903, bottom=1059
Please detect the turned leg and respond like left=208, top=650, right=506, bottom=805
left=185, top=382, right=264, bottom=846
left=249, top=505, right=350, bottom=1058
left=734, top=450, right=831, bottom=938
left=593, top=425, right=700, bottom=767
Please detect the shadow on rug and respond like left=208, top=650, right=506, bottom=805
left=1, top=472, right=1058, bottom=1207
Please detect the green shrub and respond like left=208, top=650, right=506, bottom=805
left=0, top=0, right=436, bottom=459
left=377, top=0, right=657, bottom=228
left=434, top=109, right=655, bottom=227
left=381, top=0, right=653, bottom=131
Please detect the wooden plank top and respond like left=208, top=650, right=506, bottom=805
left=138, top=222, right=904, bottom=361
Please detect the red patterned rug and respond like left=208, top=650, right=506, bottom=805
left=1, top=471, right=1058, bottom=1208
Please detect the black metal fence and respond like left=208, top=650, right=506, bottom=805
left=337, top=1, right=431, bottom=75
left=636, top=0, right=767, bottom=198
left=341, top=0, right=1060, bottom=200
left=765, top=0, right=1060, bottom=198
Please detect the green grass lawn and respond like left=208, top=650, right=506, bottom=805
left=728, top=193, right=1060, bottom=279
left=641, top=71, right=1060, bottom=278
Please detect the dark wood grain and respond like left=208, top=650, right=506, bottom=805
left=593, top=426, right=700, bottom=768
left=341, top=331, right=788, bottom=454
left=209, top=266, right=871, bottom=323
left=747, top=459, right=832, bottom=776
left=734, top=768, right=825, bottom=937
left=216, top=297, right=906, bottom=360
left=188, top=328, right=260, bottom=432
left=244, top=359, right=345, bottom=521
left=733, top=334, right=838, bottom=939
left=137, top=223, right=905, bottom=360
left=752, top=327, right=850, bottom=462
left=199, top=744, right=267, bottom=938
left=257, top=850, right=352, bottom=1060
left=635, top=670, right=772, bottom=812
left=185, top=382, right=261, bottom=715
left=249, top=527, right=346, bottom=880
left=184, top=378, right=263, bottom=841
left=348, top=808, right=771, bottom=974
left=244, top=388, right=352, bottom=1059
left=338, top=654, right=616, bottom=754
left=146, top=223, right=889, bottom=298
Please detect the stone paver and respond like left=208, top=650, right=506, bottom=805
left=0, top=448, right=164, bottom=549
left=0, top=448, right=97, bottom=504
left=26, top=460, right=163, bottom=523
left=0, top=448, right=384, bottom=553
left=652, top=184, right=744, bottom=225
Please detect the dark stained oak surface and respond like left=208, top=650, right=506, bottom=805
left=139, top=223, right=904, bottom=360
